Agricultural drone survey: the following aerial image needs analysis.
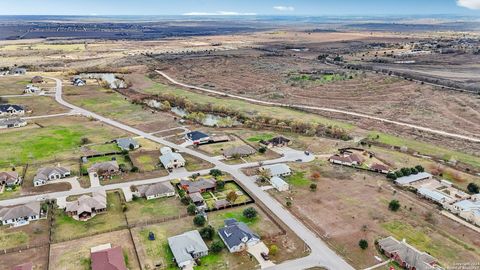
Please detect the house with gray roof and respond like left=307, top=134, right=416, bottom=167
left=168, top=230, right=209, bottom=268
left=159, top=147, right=185, bottom=170
left=223, top=145, right=256, bottom=159
left=270, top=176, right=289, bottom=192
left=218, top=218, right=261, bottom=253
left=9, top=67, right=26, bottom=75
left=261, top=164, right=292, bottom=178
left=0, top=104, right=25, bottom=117
left=0, top=171, right=21, bottom=187
left=33, top=166, right=71, bottom=186
left=0, top=118, right=27, bottom=129
left=136, top=182, right=175, bottom=200
left=449, top=198, right=480, bottom=226
left=417, top=187, right=454, bottom=206
left=0, top=201, right=41, bottom=227
left=116, top=138, right=139, bottom=151
left=88, top=161, right=120, bottom=179
left=394, top=172, right=432, bottom=186
left=65, top=191, right=107, bottom=221
left=180, top=178, right=216, bottom=194
left=377, top=236, right=442, bottom=270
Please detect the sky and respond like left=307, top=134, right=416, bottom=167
left=0, top=0, right=479, bottom=16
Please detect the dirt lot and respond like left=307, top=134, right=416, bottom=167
left=49, top=229, right=140, bottom=270
left=0, top=246, right=49, bottom=270
left=0, top=218, right=50, bottom=250
left=5, top=96, right=69, bottom=116
left=270, top=160, right=480, bottom=268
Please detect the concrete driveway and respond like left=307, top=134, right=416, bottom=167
left=247, top=242, right=275, bottom=269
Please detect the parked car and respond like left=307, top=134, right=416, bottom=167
left=304, top=151, right=310, bottom=155
left=261, top=252, right=270, bottom=260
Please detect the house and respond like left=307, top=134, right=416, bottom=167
left=328, top=153, right=364, bottom=166
left=65, top=191, right=107, bottom=220
left=260, top=136, right=291, bottom=148
left=0, top=104, right=25, bottom=117
left=185, top=131, right=210, bottom=145
left=370, top=163, right=390, bottom=174
left=189, top=192, right=206, bottom=209
left=31, top=76, right=44, bottom=83
left=394, top=172, right=433, bottom=187
left=72, top=77, right=86, bottom=86
left=223, top=145, right=256, bottom=158
left=261, top=164, right=292, bottom=177
left=12, top=262, right=33, bottom=270
left=33, top=166, right=71, bottom=186
left=270, top=176, right=289, bottom=192
left=136, top=182, right=175, bottom=200
left=91, top=244, right=127, bottom=270
left=0, top=202, right=41, bottom=227
left=168, top=230, right=209, bottom=268
left=450, top=199, right=480, bottom=226
left=0, top=118, right=27, bottom=129
left=9, top=67, right=26, bottom=75
left=377, top=236, right=442, bottom=270
left=88, top=161, right=120, bottom=179
left=214, top=199, right=230, bottom=209
left=218, top=218, right=261, bottom=253
left=179, top=178, right=216, bottom=194
left=0, top=171, right=21, bottom=187
left=417, top=187, right=454, bottom=206
left=159, top=147, right=185, bottom=170
left=24, top=84, right=41, bottom=94
left=116, top=138, right=140, bottom=151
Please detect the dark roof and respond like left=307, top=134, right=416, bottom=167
left=370, top=163, right=389, bottom=171
left=0, top=104, right=24, bottom=113
left=218, top=218, right=260, bottom=250
left=329, top=153, right=363, bottom=164
left=180, top=178, right=216, bottom=193
left=91, top=246, right=127, bottom=270
left=261, top=136, right=290, bottom=146
left=189, top=192, right=204, bottom=203
left=186, top=131, right=209, bottom=141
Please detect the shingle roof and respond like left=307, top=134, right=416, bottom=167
left=262, top=164, right=291, bottom=177
left=34, top=166, right=70, bottom=182
left=138, top=182, right=175, bottom=197
left=417, top=187, right=452, bottom=203
left=261, top=136, right=290, bottom=146
left=0, top=202, right=40, bottom=221
left=116, top=138, right=139, bottom=150
left=378, top=236, right=438, bottom=270
left=189, top=192, right=204, bottom=203
left=218, top=219, right=260, bottom=250
left=65, top=191, right=107, bottom=214
left=0, top=104, right=24, bottom=113
left=223, top=145, right=256, bottom=157
left=91, top=246, right=127, bottom=270
left=160, top=151, right=185, bottom=168
left=168, top=230, right=208, bottom=265
left=0, top=171, right=19, bottom=184
left=329, top=153, right=363, bottom=164
left=180, top=178, right=216, bottom=193
left=88, top=161, right=119, bottom=173
left=394, top=172, right=432, bottom=185
left=186, top=131, right=210, bottom=141
left=271, top=176, right=288, bottom=188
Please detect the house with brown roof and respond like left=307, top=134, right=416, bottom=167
left=260, top=136, right=291, bottom=148
left=223, top=145, right=256, bottom=159
left=88, top=161, right=120, bottom=179
left=370, top=163, right=390, bottom=174
left=0, top=171, right=22, bottom=187
left=179, top=178, right=216, bottom=194
left=0, top=201, right=41, bottom=227
left=328, top=153, right=364, bottom=166
left=135, top=182, right=176, bottom=200
left=31, top=76, right=44, bottom=84
left=65, top=191, right=107, bottom=221
left=90, top=243, right=127, bottom=270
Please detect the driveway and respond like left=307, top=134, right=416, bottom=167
left=49, top=176, right=82, bottom=191
left=248, top=242, right=275, bottom=269
left=89, top=172, right=100, bottom=187
left=122, top=187, right=133, bottom=202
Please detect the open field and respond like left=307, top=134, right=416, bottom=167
left=129, top=150, right=161, bottom=172
left=0, top=246, right=49, bottom=270
left=0, top=218, right=49, bottom=250
left=270, top=159, right=480, bottom=268
left=125, top=196, right=185, bottom=224
left=51, top=191, right=127, bottom=242
left=2, top=96, right=68, bottom=116
left=184, top=153, right=215, bottom=171
left=49, top=229, right=140, bottom=270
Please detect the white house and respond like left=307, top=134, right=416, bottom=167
left=394, top=172, right=433, bottom=187
left=261, top=164, right=292, bottom=177
left=270, top=176, right=289, bottom=192
left=24, top=84, right=41, bottom=94
left=0, top=202, right=41, bottom=227
left=33, top=166, right=71, bottom=186
left=450, top=199, right=480, bottom=226
left=0, top=118, right=27, bottom=129
left=159, top=147, right=185, bottom=170
left=218, top=218, right=261, bottom=253
left=0, top=104, right=25, bottom=117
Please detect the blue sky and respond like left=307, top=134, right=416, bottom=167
left=0, top=0, right=479, bottom=16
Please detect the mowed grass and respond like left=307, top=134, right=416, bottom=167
left=285, top=171, right=313, bottom=187
left=125, top=196, right=184, bottom=224
left=144, top=81, right=354, bottom=130
left=247, top=133, right=274, bottom=142
left=368, top=132, right=480, bottom=169
left=51, top=192, right=127, bottom=242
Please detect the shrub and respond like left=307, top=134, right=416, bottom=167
left=467, top=183, right=479, bottom=194
left=359, top=239, right=368, bottom=250
left=200, top=226, right=215, bottom=240
left=80, top=137, right=91, bottom=145
left=210, top=169, right=223, bottom=178
left=187, top=204, right=197, bottom=215
left=210, top=240, right=224, bottom=253
left=226, top=191, right=238, bottom=202
left=217, top=180, right=225, bottom=190
left=415, top=165, right=425, bottom=172
left=193, top=214, right=206, bottom=226
left=130, top=166, right=139, bottom=173
left=386, top=172, right=397, bottom=180
left=243, top=207, right=258, bottom=219
left=181, top=196, right=191, bottom=205
left=388, top=200, right=400, bottom=212
left=269, top=244, right=279, bottom=255
left=309, top=183, right=317, bottom=191
left=286, top=201, right=292, bottom=208
left=258, top=147, right=267, bottom=154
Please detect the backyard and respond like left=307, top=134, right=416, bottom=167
left=125, top=196, right=185, bottom=224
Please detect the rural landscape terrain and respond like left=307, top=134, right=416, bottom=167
left=0, top=11, right=479, bottom=270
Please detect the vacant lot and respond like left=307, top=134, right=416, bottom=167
left=270, top=160, right=480, bottom=268
left=0, top=246, right=49, bottom=270
left=184, top=153, right=215, bottom=171
left=0, top=218, right=50, bottom=250
left=125, top=196, right=185, bottom=224
left=51, top=191, right=127, bottom=242
left=49, top=229, right=140, bottom=270
left=6, top=96, right=68, bottom=116
left=129, top=150, right=161, bottom=172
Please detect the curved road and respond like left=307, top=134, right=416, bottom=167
left=155, top=70, right=480, bottom=143
left=41, top=77, right=355, bottom=269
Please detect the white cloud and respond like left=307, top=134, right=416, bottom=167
left=183, top=11, right=257, bottom=16
left=273, top=6, right=295, bottom=11
left=457, top=0, right=480, bottom=9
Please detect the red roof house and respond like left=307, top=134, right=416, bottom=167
left=91, top=246, right=127, bottom=270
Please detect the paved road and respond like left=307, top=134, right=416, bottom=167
left=1, top=77, right=355, bottom=270
left=155, top=70, right=480, bottom=143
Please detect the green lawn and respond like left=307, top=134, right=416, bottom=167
left=135, top=154, right=157, bottom=171
left=285, top=171, right=313, bottom=187
left=87, top=143, right=121, bottom=154
left=81, top=154, right=131, bottom=173
left=51, top=192, right=127, bottom=242
left=247, top=133, right=274, bottom=142
left=125, top=196, right=184, bottom=224
left=204, top=182, right=252, bottom=210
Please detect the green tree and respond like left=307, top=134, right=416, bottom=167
left=286, top=200, right=292, bottom=208
left=210, top=241, right=224, bottom=253
left=200, top=226, right=215, bottom=240
left=187, top=204, right=197, bottom=215
left=217, top=180, right=225, bottom=190
left=415, top=165, right=425, bottom=172
left=467, top=183, right=479, bottom=194
left=193, top=214, right=206, bottom=226
left=258, top=147, right=267, bottom=154
left=309, top=183, right=317, bottom=192
left=386, top=172, right=397, bottom=180
left=243, top=207, right=258, bottom=219
left=226, top=191, right=238, bottom=203
left=210, top=169, right=223, bottom=177
left=269, top=244, right=279, bottom=255
left=359, top=239, right=368, bottom=250
left=388, top=200, right=400, bottom=212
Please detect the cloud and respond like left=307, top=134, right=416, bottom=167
left=183, top=11, right=257, bottom=16
left=273, top=6, right=295, bottom=11
left=457, top=0, right=480, bottom=9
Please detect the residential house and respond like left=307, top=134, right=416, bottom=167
left=189, top=192, right=206, bottom=210
left=218, top=218, right=261, bottom=253
left=394, top=172, right=433, bottom=187
left=116, top=138, right=140, bottom=151
left=0, top=104, right=25, bottom=117
left=0, top=202, right=41, bottom=227
left=65, top=191, right=107, bottom=220
left=12, top=262, right=33, bottom=270
left=377, top=236, right=442, bottom=270
left=33, top=166, right=71, bottom=186
left=168, top=230, right=209, bottom=268
left=9, top=67, right=26, bottom=75
left=260, top=136, right=291, bottom=148
left=91, top=244, right=127, bottom=270
left=370, top=163, right=390, bottom=174
left=261, top=164, right=292, bottom=178
left=24, top=84, right=41, bottom=94
left=72, top=77, right=86, bottom=86
left=179, top=178, right=216, bottom=194
left=417, top=187, right=454, bottom=206
left=328, top=153, right=364, bottom=166
left=214, top=199, right=230, bottom=209
left=88, top=161, right=120, bottom=179
left=31, top=76, right=44, bottom=83
left=0, top=171, right=21, bottom=187
left=185, top=131, right=210, bottom=145
left=449, top=199, right=480, bottom=226
left=0, top=118, right=27, bottom=129
left=159, top=147, right=185, bottom=170
left=136, top=182, right=175, bottom=200
left=270, top=176, right=289, bottom=192
left=223, top=145, right=256, bottom=159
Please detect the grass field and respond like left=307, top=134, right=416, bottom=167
left=184, top=153, right=215, bottom=171
left=81, top=154, right=132, bottom=173
left=129, top=151, right=160, bottom=172
left=6, top=96, right=68, bottom=116
left=84, top=143, right=120, bottom=154
left=247, top=133, right=274, bottom=142
left=0, top=219, right=50, bottom=250
left=285, top=171, right=314, bottom=187
left=51, top=192, right=127, bottom=242
left=0, top=76, right=33, bottom=95
left=125, top=196, right=184, bottom=224
left=0, top=43, right=86, bottom=52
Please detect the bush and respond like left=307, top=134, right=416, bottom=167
left=210, top=240, right=224, bottom=253
left=269, top=244, right=279, bottom=255
left=286, top=201, right=292, bottom=208
left=130, top=166, right=139, bottom=173
left=187, top=204, right=197, bottom=215
left=388, top=200, right=400, bottom=212
left=80, top=137, right=91, bottom=145
left=386, top=172, right=397, bottom=180
left=258, top=147, right=267, bottom=154
left=217, top=180, right=225, bottom=190
left=200, top=226, right=215, bottom=240
left=210, top=169, right=223, bottom=178
left=359, top=239, right=368, bottom=250
left=467, top=183, right=479, bottom=194
left=193, top=214, right=206, bottom=226
left=226, top=191, right=238, bottom=202
left=309, top=183, right=317, bottom=191
left=181, top=196, right=191, bottom=205
left=394, top=171, right=403, bottom=178
left=243, top=207, right=258, bottom=219
left=415, top=165, right=425, bottom=172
